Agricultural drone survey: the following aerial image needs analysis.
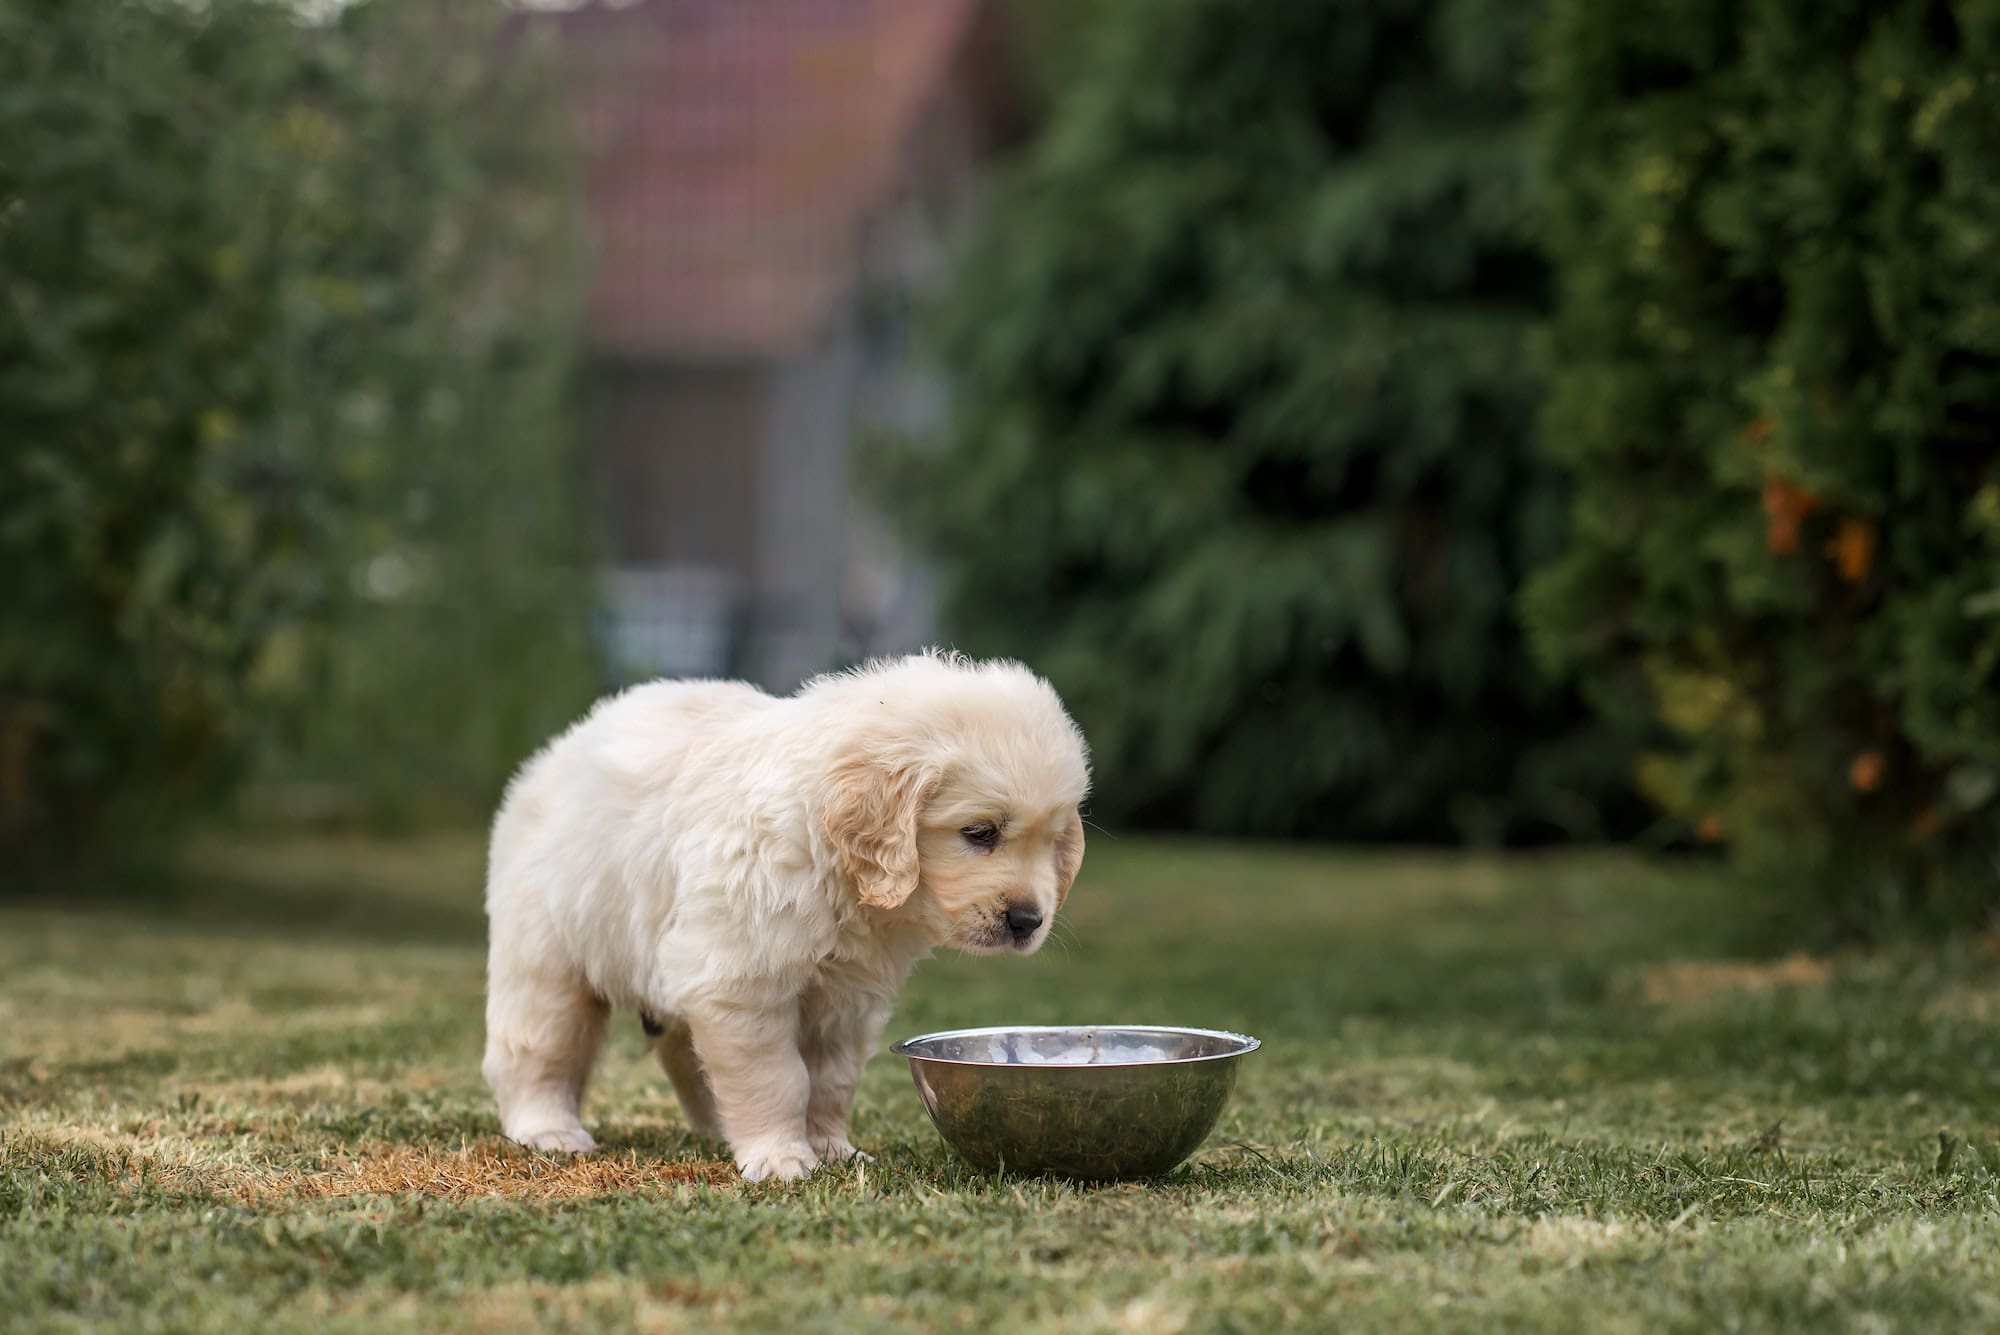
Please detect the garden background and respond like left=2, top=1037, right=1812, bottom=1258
left=3, top=1, right=1997, bottom=1329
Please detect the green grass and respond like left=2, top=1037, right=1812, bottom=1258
left=4, top=833, right=1999, bottom=1333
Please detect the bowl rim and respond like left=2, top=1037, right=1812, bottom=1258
left=888, top=1023, right=1261, bottom=1068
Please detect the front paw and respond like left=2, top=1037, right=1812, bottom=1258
left=511, top=1125, right=597, bottom=1155
left=810, top=1133, right=866, bottom=1163
left=735, top=1141, right=819, bottom=1183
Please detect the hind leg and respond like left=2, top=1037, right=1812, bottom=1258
left=483, top=961, right=609, bottom=1154
left=650, top=1018, right=723, bottom=1140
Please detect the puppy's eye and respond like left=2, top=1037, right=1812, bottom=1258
left=960, top=822, right=1001, bottom=851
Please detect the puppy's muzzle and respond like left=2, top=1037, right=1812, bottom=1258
left=1004, top=903, right=1043, bottom=945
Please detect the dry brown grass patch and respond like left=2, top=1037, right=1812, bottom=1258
left=1922, top=983, right=2000, bottom=1022
left=0, top=998, right=418, bottom=1064
left=1624, top=954, right=1833, bottom=1006
left=1522, top=1215, right=1636, bottom=1255
left=265, top=1142, right=735, bottom=1200
left=452, top=1277, right=726, bottom=1334
left=12, top=1131, right=735, bottom=1204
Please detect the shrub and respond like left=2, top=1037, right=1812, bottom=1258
left=873, top=0, right=1630, bottom=841
left=0, top=0, right=596, bottom=865
left=1525, top=0, right=2000, bottom=930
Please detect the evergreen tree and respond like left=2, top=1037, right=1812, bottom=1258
left=1526, top=0, right=2000, bottom=929
left=874, top=0, right=1628, bottom=841
left=0, top=0, right=597, bottom=862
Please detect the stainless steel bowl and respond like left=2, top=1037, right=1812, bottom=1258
left=889, top=1024, right=1260, bottom=1180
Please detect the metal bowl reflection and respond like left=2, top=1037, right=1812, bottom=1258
left=888, top=1024, right=1260, bottom=1181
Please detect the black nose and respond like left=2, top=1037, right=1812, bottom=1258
left=1005, top=904, right=1044, bottom=940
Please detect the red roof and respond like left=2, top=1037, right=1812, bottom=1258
left=534, top=0, right=987, bottom=360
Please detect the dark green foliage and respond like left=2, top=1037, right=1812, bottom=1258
left=1525, top=0, right=2000, bottom=929
left=0, top=0, right=597, bottom=861
left=874, top=0, right=1628, bottom=841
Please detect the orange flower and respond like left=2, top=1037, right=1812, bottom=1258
left=1912, top=806, right=1944, bottom=841
left=1848, top=749, right=1885, bottom=793
left=1762, top=475, right=1821, bottom=555
left=1695, top=812, right=1725, bottom=843
left=1824, top=517, right=1877, bottom=584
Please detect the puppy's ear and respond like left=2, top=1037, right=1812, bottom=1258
left=1054, top=811, right=1085, bottom=908
left=823, top=756, right=941, bottom=909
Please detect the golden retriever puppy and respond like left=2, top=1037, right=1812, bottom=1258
left=481, top=651, right=1089, bottom=1181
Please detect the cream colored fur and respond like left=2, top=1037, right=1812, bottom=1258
left=481, top=651, right=1090, bottom=1182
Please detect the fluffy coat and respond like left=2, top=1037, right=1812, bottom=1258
left=482, top=652, right=1090, bottom=1181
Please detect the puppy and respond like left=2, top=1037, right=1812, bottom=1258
left=481, top=651, right=1089, bottom=1181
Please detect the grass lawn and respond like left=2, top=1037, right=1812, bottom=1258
left=4, top=833, right=1999, bottom=1332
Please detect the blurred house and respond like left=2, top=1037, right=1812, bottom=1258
left=529, top=0, right=1019, bottom=689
